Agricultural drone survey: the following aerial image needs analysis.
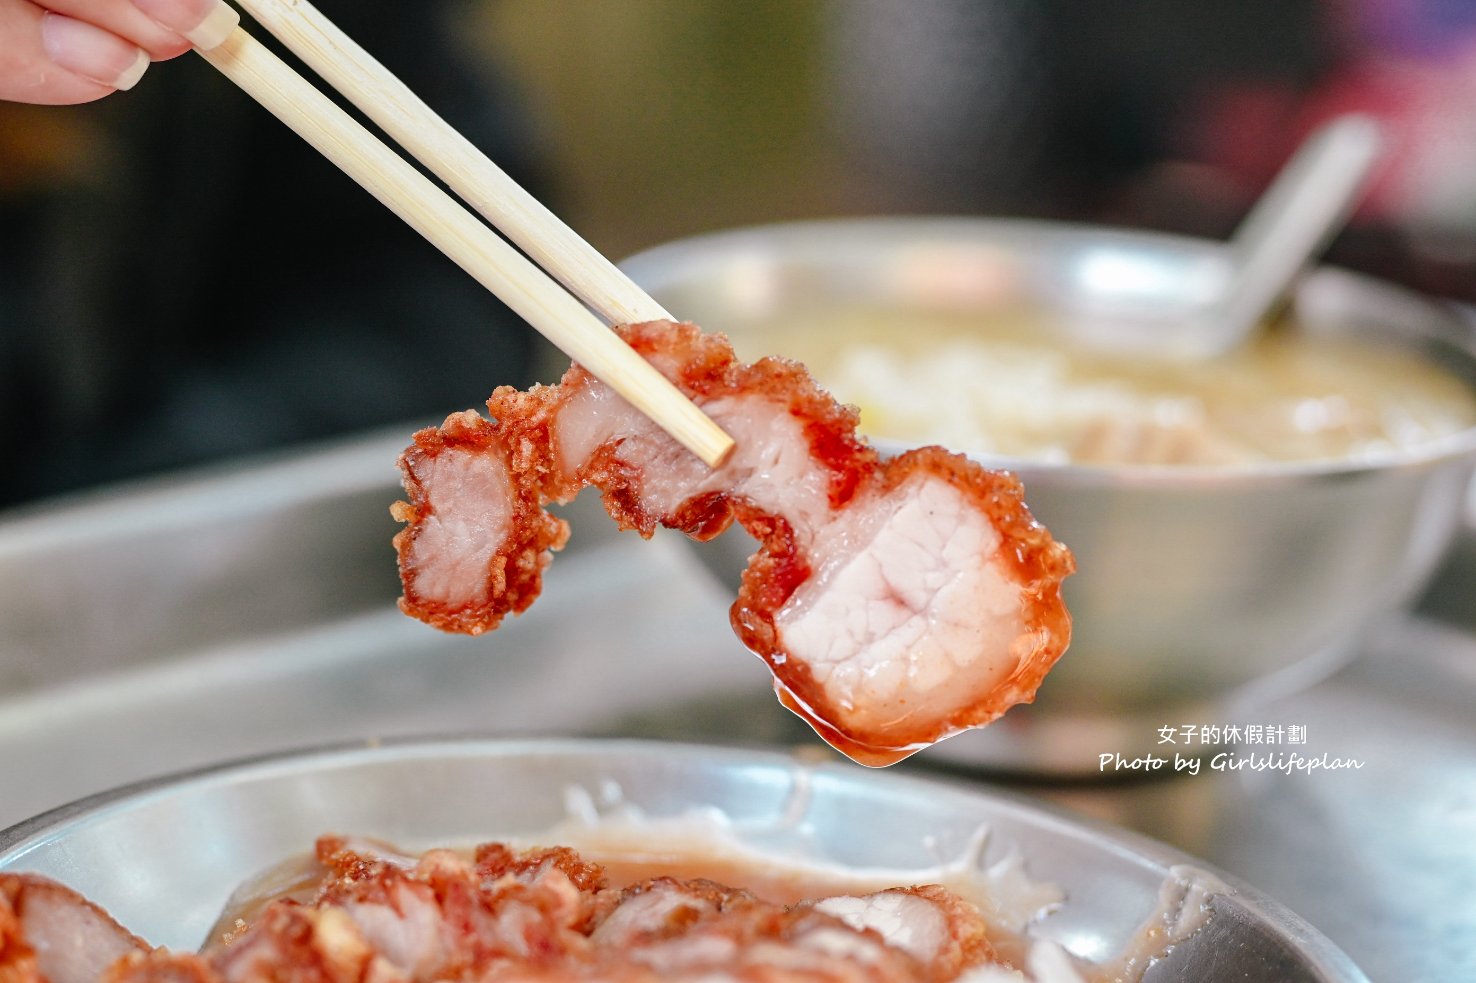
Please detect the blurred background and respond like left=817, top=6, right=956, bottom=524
left=3, top=0, right=1476, bottom=507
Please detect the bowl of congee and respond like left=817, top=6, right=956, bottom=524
left=620, top=217, right=1476, bottom=774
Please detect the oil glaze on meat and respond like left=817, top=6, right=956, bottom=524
left=393, top=321, right=1074, bottom=764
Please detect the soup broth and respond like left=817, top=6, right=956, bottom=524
left=732, top=307, right=1476, bottom=467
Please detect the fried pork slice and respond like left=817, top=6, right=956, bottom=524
left=104, top=951, right=223, bottom=983
left=809, top=886, right=995, bottom=980
left=0, top=874, right=149, bottom=983
left=395, top=321, right=1074, bottom=764
left=587, top=876, right=759, bottom=949
left=103, top=915, right=423, bottom=983
left=392, top=411, right=569, bottom=634
left=588, top=877, right=998, bottom=983
left=0, top=878, right=46, bottom=983
left=309, top=837, right=597, bottom=978
left=597, top=895, right=934, bottom=983
left=211, top=906, right=400, bottom=983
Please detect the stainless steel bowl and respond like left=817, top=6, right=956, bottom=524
left=621, top=217, right=1476, bottom=774
left=0, top=738, right=1367, bottom=981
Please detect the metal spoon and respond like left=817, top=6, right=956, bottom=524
left=1178, top=113, right=1386, bottom=358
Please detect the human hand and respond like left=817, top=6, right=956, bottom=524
left=0, top=0, right=238, bottom=105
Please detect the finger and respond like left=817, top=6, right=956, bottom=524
left=0, top=0, right=145, bottom=104
left=128, top=0, right=237, bottom=50
left=35, top=0, right=191, bottom=60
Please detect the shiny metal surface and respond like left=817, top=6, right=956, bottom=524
left=0, top=430, right=1469, bottom=980
left=0, top=426, right=410, bottom=694
left=0, top=739, right=1366, bottom=982
left=621, top=217, right=1476, bottom=773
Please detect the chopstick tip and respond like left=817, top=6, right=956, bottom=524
left=187, top=1, right=241, bottom=50
left=706, top=434, right=736, bottom=469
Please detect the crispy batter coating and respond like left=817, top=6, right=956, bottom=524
left=395, top=321, right=1073, bottom=762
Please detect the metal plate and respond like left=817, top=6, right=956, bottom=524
left=0, top=738, right=1365, bottom=981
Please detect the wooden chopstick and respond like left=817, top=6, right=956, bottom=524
left=231, top=0, right=671, bottom=328
left=194, top=27, right=734, bottom=469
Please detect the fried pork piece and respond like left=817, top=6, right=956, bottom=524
left=394, top=321, right=1074, bottom=764
left=311, top=837, right=599, bottom=976
left=1, top=874, right=149, bottom=983
left=105, top=952, right=223, bottom=983
left=810, top=885, right=994, bottom=981
left=391, top=413, right=570, bottom=635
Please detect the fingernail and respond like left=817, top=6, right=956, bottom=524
left=113, top=47, right=150, bottom=90
left=41, top=13, right=151, bottom=91
left=131, top=0, right=240, bottom=50
left=184, top=0, right=239, bottom=49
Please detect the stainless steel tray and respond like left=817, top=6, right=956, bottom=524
left=0, top=426, right=1471, bottom=981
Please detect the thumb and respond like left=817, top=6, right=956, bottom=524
left=129, top=0, right=236, bottom=50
